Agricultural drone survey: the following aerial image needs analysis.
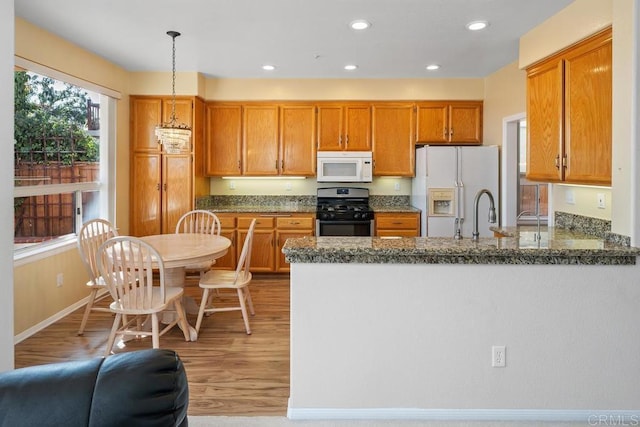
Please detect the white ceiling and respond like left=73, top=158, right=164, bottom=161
left=15, top=0, right=574, bottom=79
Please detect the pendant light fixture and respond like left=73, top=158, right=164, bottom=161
left=155, top=30, right=191, bottom=154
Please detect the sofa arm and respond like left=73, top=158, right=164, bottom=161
left=0, top=349, right=189, bottom=427
left=90, top=349, right=189, bottom=427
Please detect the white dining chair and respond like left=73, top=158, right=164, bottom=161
left=175, top=210, right=221, bottom=279
left=195, top=218, right=256, bottom=335
left=76, top=218, right=118, bottom=335
left=97, top=236, right=191, bottom=356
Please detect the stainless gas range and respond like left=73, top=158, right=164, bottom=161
left=316, top=187, right=374, bottom=236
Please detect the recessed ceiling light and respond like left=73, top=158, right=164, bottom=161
left=350, top=19, right=371, bottom=30
left=344, top=64, right=358, bottom=71
left=262, top=64, right=276, bottom=71
left=426, top=64, right=440, bottom=71
left=466, top=20, right=489, bottom=31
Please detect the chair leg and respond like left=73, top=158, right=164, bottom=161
left=151, top=313, right=160, bottom=349
left=174, top=299, right=191, bottom=342
left=78, top=288, right=98, bottom=335
left=105, top=313, right=121, bottom=356
left=245, top=286, right=255, bottom=316
left=195, top=288, right=210, bottom=334
left=237, top=288, right=252, bottom=335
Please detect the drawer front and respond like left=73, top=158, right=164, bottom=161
left=376, top=215, right=418, bottom=229
left=276, top=216, right=314, bottom=230
left=216, top=215, right=236, bottom=229
left=238, top=216, right=275, bottom=229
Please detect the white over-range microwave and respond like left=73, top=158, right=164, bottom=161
left=316, top=151, right=373, bottom=183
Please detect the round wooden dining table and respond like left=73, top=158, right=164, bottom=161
left=140, top=233, right=231, bottom=340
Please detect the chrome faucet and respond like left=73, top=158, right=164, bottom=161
left=472, top=189, right=496, bottom=241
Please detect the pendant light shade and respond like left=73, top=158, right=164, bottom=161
left=155, top=30, right=191, bottom=154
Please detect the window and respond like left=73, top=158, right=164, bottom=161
left=14, top=68, right=115, bottom=259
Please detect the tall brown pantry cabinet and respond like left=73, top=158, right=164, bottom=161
left=130, top=96, right=207, bottom=236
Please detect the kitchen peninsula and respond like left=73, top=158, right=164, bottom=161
left=282, top=227, right=640, bottom=422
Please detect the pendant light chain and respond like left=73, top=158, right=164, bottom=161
left=155, top=30, right=192, bottom=153
left=170, top=31, right=177, bottom=125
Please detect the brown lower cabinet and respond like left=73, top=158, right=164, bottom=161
left=374, top=212, right=420, bottom=237
left=212, top=212, right=315, bottom=273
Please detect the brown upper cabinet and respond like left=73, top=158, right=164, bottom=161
left=371, top=103, right=415, bottom=176
left=526, top=28, right=612, bottom=185
left=205, top=104, right=242, bottom=176
left=317, top=103, right=371, bottom=151
left=415, top=101, right=483, bottom=145
left=205, top=102, right=316, bottom=177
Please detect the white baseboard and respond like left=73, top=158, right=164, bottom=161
left=287, top=403, right=640, bottom=423
left=13, top=289, right=109, bottom=344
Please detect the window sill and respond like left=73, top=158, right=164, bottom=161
left=13, top=236, right=77, bottom=267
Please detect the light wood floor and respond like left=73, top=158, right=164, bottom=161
left=14, top=273, right=291, bottom=416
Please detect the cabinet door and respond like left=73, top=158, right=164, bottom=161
left=131, top=98, right=162, bottom=152
left=317, top=105, right=343, bottom=151
left=449, top=102, right=482, bottom=144
left=214, top=230, right=237, bottom=269
left=564, top=35, right=612, bottom=185
left=372, top=104, right=415, bottom=176
left=205, top=104, right=242, bottom=176
left=526, top=60, right=564, bottom=182
left=242, top=105, right=279, bottom=175
left=211, top=214, right=237, bottom=270
left=416, top=103, right=449, bottom=143
left=280, top=105, right=316, bottom=176
left=162, top=154, right=192, bottom=234
left=344, top=104, right=371, bottom=151
left=239, top=229, right=275, bottom=272
left=130, top=153, right=161, bottom=236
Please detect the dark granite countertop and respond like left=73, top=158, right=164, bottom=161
left=282, top=226, right=640, bottom=265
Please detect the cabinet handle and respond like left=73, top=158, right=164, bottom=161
left=280, top=160, right=284, bottom=170
left=163, top=183, right=167, bottom=191
left=450, top=127, right=454, bottom=137
left=156, top=183, right=161, bottom=191
left=345, top=135, right=349, bottom=146
left=339, top=135, right=342, bottom=146
left=275, top=160, right=278, bottom=170
left=562, top=155, right=567, bottom=169
left=443, top=127, right=447, bottom=138
left=392, top=221, right=403, bottom=225
left=237, top=160, right=241, bottom=171
left=555, top=155, right=560, bottom=170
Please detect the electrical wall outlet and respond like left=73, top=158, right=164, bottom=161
left=56, top=273, right=63, bottom=288
left=565, top=189, right=575, bottom=205
left=597, top=193, right=606, bottom=209
left=394, top=182, right=401, bottom=191
left=492, top=345, right=506, bottom=368
left=228, top=180, right=235, bottom=190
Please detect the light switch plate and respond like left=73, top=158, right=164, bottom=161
left=597, top=193, right=606, bottom=209
left=565, top=189, right=575, bottom=205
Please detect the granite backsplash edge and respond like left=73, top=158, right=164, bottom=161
left=555, top=211, right=630, bottom=246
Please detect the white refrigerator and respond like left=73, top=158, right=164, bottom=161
left=411, top=145, right=499, bottom=238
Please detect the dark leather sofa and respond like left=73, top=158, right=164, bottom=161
left=0, top=349, right=189, bottom=427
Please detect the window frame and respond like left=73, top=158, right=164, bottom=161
left=13, top=58, right=119, bottom=265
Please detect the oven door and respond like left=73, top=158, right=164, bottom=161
left=316, top=219, right=374, bottom=237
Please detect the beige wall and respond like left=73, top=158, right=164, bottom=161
left=204, top=78, right=484, bottom=101
left=482, top=61, right=527, bottom=146
left=519, top=0, right=613, bottom=69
